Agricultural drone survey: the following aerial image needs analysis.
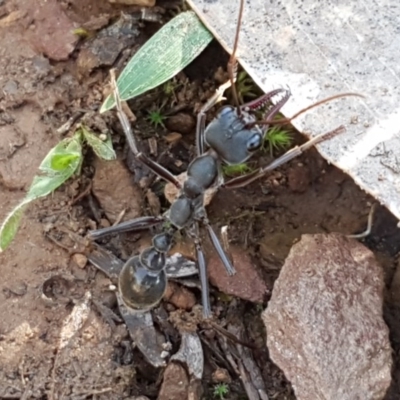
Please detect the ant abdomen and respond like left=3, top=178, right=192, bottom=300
left=119, top=255, right=167, bottom=311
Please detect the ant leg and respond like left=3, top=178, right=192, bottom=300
left=202, top=217, right=235, bottom=276
left=222, top=125, right=345, bottom=190
left=196, top=79, right=232, bottom=156
left=195, top=237, right=211, bottom=318
left=110, top=72, right=182, bottom=188
left=187, top=222, right=211, bottom=318
left=88, top=216, right=164, bottom=240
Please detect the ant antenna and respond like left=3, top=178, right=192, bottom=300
left=254, top=92, right=365, bottom=127
left=228, top=0, right=245, bottom=116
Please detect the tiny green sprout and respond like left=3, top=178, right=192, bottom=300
left=163, top=80, right=175, bottom=96
left=213, top=383, right=229, bottom=400
left=235, top=70, right=261, bottom=103
left=147, top=109, right=167, bottom=129
left=162, top=78, right=182, bottom=97
left=222, top=163, right=253, bottom=178
left=264, top=125, right=292, bottom=157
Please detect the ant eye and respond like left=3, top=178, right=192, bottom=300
left=246, top=133, right=262, bottom=151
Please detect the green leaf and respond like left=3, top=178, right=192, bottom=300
left=26, top=172, right=77, bottom=201
left=0, top=135, right=83, bottom=251
left=80, top=126, right=116, bottom=160
left=27, top=136, right=82, bottom=201
left=100, top=11, right=212, bottom=113
left=50, top=152, right=81, bottom=171
left=0, top=201, right=29, bottom=252
left=39, top=135, right=83, bottom=174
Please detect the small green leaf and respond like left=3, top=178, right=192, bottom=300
left=222, top=163, right=253, bottom=177
left=26, top=172, right=77, bottom=201
left=81, top=126, right=116, bottom=160
left=0, top=201, right=29, bottom=252
left=100, top=11, right=212, bottom=113
left=39, top=135, right=83, bottom=174
left=50, top=152, right=81, bottom=171
left=0, top=135, right=84, bottom=251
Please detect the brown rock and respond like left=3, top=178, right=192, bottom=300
left=164, top=132, right=182, bottom=145
left=158, top=362, right=189, bottom=400
left=263, top=233, right=392, bottom=400
left=71, top=253, right=87, bottom=269
left=81, top=15, right=110, bottom=32
left=164, top=282, right=196, bottom=310
left=165, top=113, right=195, bottom=135
left=212, top=367, right=231, bottom=383
left=28, top=0, right=78, bottom=60
left=92, top=159, right=143, bottom=223
left=208, top=247, right=267, bottom=303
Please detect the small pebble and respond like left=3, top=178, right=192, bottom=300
left=164, top=282, right=196, bottom=310
left=164, top=132, right=182, bottom=144
left=100, top=218, right=110, bottom=228
left=212, top=368, right=231, bottom=383
left=72, top=253, right=87, bottom=269
left=165, top=113, right=195, bottom=134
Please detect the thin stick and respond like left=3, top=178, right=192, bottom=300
left=347, top=203, right=376, bottom=239
left=228, top=0, right=245, bottom=115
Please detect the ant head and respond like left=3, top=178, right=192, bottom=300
left=204, top=106, right=263, bottom=164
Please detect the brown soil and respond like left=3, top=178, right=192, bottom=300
left=0, top=0, right=400, bottom=399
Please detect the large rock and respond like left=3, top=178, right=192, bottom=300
left=92, top=159, right=143, bottom=224
left=263, top=233, right=392, bottom=400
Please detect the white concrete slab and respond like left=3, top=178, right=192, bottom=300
left=187, top=0, right=400, bottom=221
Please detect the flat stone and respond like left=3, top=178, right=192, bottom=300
left=263, top=233, right=392, bottom=400
left=77, top=14, right=139, bottom=76
left=188, top=0, right=400, bottom=221
left=92, top=159, right=143, bottom=224
left=208, top=246, right=267, bottom=303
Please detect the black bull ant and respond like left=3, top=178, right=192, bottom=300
left=88, top=0, right=360, bottom=318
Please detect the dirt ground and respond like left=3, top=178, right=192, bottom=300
left=1, top=0, right=400, bottom=399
